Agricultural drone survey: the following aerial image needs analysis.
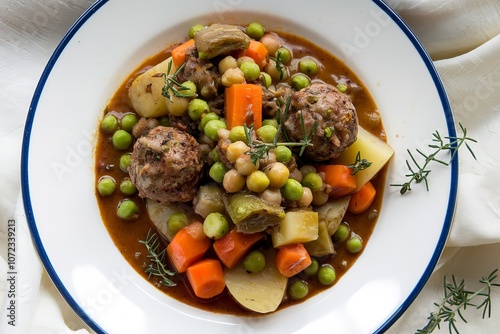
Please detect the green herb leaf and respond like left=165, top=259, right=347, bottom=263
left=138, top=229, right=176, bottom=287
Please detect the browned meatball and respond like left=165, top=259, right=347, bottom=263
left=128, top=126, right=203, bottom=204
left=284, top=82, right=358, bottom=162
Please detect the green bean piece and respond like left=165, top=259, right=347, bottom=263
left=97, top=176, right=116, bottom=196
left=112, top=129, right=133, bottom=150
left=203, top=212, right=230, bottom=240
left=288, top=280, right=309, bottom=300
left=117, top=199, right=139, bottom=220
left=167, top=212, right=188, bottom=235
left=119, top=178, right=136, bottom=195
left=318, top=264, right=336, bottom=285
left=246, top=22, right=265, bottom=40
left=346, top=235, right=363, bottom=253
left=101, top=114, right=118, bottom=134
left=121, top=114, right=138, bottom=132
left=243, top=250, right=266, bottom=273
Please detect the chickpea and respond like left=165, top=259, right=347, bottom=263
left=221, top=67, right=246, bottom=87
left=236, top=56, right=256, bottom=67
left=259, top=187, right=282, bottom=206
left=223, top=169, right=246, bottom=193
left=260, top=33, right=282, bottom=55
left=289, top=168, right=303, bottom=183
left=297, top=187, right=313, bottom=207
left=226, top=141, right=250, bottom=163
left=246, top=170, right=270, bottom=193
left=235, top=154, right=259, bottom=176
left=263, top=162, right=290, bottom=188
left=311, top=190, right=329, bottom=206
left=219, top=55, right=238, bottom=74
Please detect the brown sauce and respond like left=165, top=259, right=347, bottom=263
left=95, top=30, right=387, bottom=316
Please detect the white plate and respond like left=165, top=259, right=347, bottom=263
left=22, top=0, right=457, bottom=333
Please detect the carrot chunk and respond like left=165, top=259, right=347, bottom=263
left=224, top=83, right=262, bottom=130
left=171, top=39, right=195, bottom=67
left=275, top=244, right=312, bottom=278
left=167, top=222, right=211, bottom=273
left=186, top=258, right=226, bottom=299
left=213, top=228, right=265, bottom=268
left=348, top=181, right=377, bottom=214
left=316, top=165, right=357, bottom=197
left=242, top=40, right=269, bottom=69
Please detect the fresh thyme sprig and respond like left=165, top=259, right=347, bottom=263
left=138, top=229, right=176, bottom=287
left=243, top=97, right=316, bottom=164
left=348, top=151, right=372, bottom=175
left=391, top=123, right=477, bottom=194
left=416, top=269, right=500, bottom=334
left=159, top=61, right=195, bottom=100
left=269, top=50, right=285, bottom=80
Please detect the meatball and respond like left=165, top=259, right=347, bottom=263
left=284, top=82, right=358, bottom=162
left=128, top=126, right=203, bottom=204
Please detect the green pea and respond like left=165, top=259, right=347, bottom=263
left=199, top=112, right=219, bottom=130
left=240, top=61, right=261, bottom=82
left=346, top=235, right=363, bottom=253
left=299, top=58, right=319, bottom=75
left=318, top=264, right=336, bottom=285
left=246, top=170, right=270, bottom=193
left=337, top=83, right=348, bottom=93
left=303, top=258, right=319, bottom=277
left=291, top=74, right=311, bottom=91
left=209, top=162, right=229, bottom=183
left=112, top=129, right=133, bottom=150
left=181, top=81, right=197, bottom=96
left=246, top=22, right=265, bottom=40
left=159, top=116, right=170, bottom=127
left=228, top=125, right=247, bottom=143
left=204, top=119, right=227, bottom=141
left=167, top=212, right=188, bottom=234
left=262, top=119, right=278, bottom=129
left=97, top=176, right=116, bottom=196
left=276, top=47, right=292, bottom=64
left=333, top=223, right=350, bottom=243
left=119, top=178, right=136, bottom=195
left=189, top=24, right=205, bottom=39
left=203, top=212, right=230, bottom=240
left=188, top=98, right=210, bottom=121
left=121, top=114, right=138, bottom=132
left=256, top=124, right=278, bottom=143
left=274, top=146, right=292, bottom=163
left=209, top=148, right=220, bottom=163
left=260, top=72, right=272, bottom=88
left=281, top=178, right=303, bottom=201
left=302, top=172, right=323, bottom=191
left=288, top=280, right=309, bottom=300
left=243, top=250, right=266, bottom=273
left=100, top=114, right=118, bottom=134
left=119, top=153, right=132, bottom=173
left=117, top=199, right=139, bottom=220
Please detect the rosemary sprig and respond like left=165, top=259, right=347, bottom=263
left=391, top=123, right=477, bottom=194
left=243, top=97, right=316, bottom=164
left=347, top=151, right=372, bottom=175
left=138, top=229, right=176, bottom=287
left=160, top=60, right=195, bottom=100
left=416, top=269, right=500, bottom=334
left=269, top=50, right=285, bottom=80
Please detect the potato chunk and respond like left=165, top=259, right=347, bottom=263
left=271, top=210, right=318, bottom=248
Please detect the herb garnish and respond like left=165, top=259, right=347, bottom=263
left=139, top=229, right=176, bottom=287
left=269, top=50, right=285, bottom=80
left=391, top=123, right=477, bottom=194
left=348, top=151, right=372, bottom=175
left=417, top=269, right=500, bottom=334
left=244, top=97, right=317, bottom=164
left=160, top=61, right=195, bottom=100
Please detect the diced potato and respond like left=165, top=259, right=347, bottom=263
left=146, top=199, right=193, bottom=241
left=224, top=248, right=287, bottom=314
left=304, top=221, right=335, bottom=257
left=271, top=210, right=318, bottom=248
left=193, top=184, right=225, bottom=219
left=314, top=196, right=350, bottom=236
left=129, top=57, right=177, bottom=118
left=333, top=126, right=394, bottom=191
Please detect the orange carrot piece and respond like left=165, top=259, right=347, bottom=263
left=316, top=165, right=357, bottom=197
left=224, top=83, right=262, bottom=130
left=275, top=244, right=312, bottom=278
left=186, top=258, right=226, bottom=299
left=242, top=40, right=269, bottom=69
left=213, top=228, right=265, bottom=268
left=348, top=181, right=377, bottom=214
left=171, top=39, right=195, bottom=67
left=167, top=222, right=211, bottom=273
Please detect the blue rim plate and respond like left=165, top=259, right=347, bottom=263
left=22, top=1, right=457, bottom=333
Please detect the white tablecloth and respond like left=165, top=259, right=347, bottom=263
left=1, top=1, right=499, bottom=333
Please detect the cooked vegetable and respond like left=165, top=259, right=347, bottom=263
left=224, top=248, right=287, bottom=313
left=186, top=258, right=225, bottom=299
left=332, top=126, right=394, bottom=191
left=166, top=222, right=211, bottom=273
left=129, top=57, right=176, bottom=118
left=203, top=212, right=230, bottom=239
left=224, top=193, right=285, bottom=233
left=116, top=199, right=139, bottom=220
left=171, top=39, right=195, bottom=67
left=194, top=24, right=250, bottom=59
left=224, top=83, right=262, bottom=130
left=346, top=235, right=363, bottom=253
left=316, top=164, right=357, bottom=197
left=241, top=40, right=269, bottom=69
left=213, top=228, right=265, bottom=268
left=146, top=199, right=193, bottom=241
left=304, top=221, right=334, bottom=257
left=271, top=210, right=319, bottom=248
left=288, top=280, right=309, bottom=300
left=275, top=243, right=312, bottom=278
left=348, top=180, right=377, bottom=214
left=242, top=250, right=266, bottom=273
left=97, top=176, right=116, bottom=196
left=193, top=184, right=225, bottom=219
left=314, top=196, right=351, bottom=236
left=318, top=264, right=336, bottom=285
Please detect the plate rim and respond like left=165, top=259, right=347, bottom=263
left=20, top=1, right=458, bottom=333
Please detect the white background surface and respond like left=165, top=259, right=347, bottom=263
left=1, top=0, right=500, bottom=333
